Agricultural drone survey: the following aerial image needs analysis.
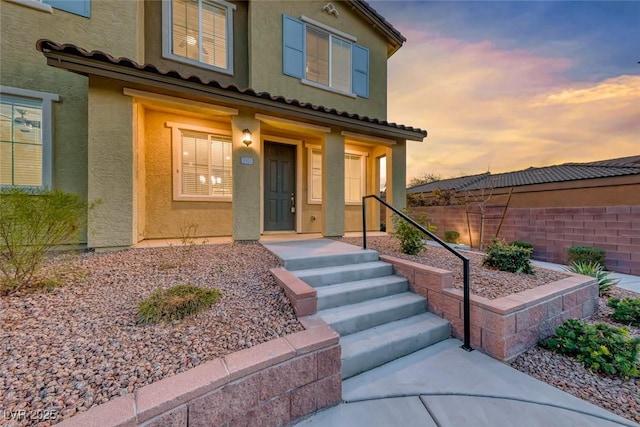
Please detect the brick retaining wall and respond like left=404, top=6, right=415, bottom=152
left=412, top=205, right=640, bottom=275
left=56, top=324, right=340, bottom=427
left=380, top=255, right=598, bottom=361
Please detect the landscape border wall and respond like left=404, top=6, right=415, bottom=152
left=56, top=321, right=340, bottom=426
left=380, top=255, right=598, bottom=361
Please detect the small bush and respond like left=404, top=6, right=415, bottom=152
left=138, top=284, right=221, bottom=324
left=608, top=297, right=640, bottom=327
left=444, top=230, right=460, bottom=244
left=567, top=246, right=605, bottom=266
left=482, top=238, right=533, bottom=274
left=510, top=240, right=533, bottom=251
left=0, top=188, right=89, bottom=294
left=540, top=318, right=640, bottom=378
left=380, top=222, right=386, bottom=232
left=565, top=261, right=619, bottom=296
left=392, top=210, right=436, bottom=255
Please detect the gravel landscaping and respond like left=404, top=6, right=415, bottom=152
left=2, top=236, right=638, bottom=425
left=1, top=243, right=303, bottom=426
left=340, top=235, right=640, bottom=424
left=338, top=236, right=570, bottom=299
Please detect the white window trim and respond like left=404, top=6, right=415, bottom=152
left=162, top=0, right=236, bottom=75
left=300, top=15, right=356, bottom=42
left=0, top=86, right=59, bottom=188
left=344, top=149, right=368, bottom=206
left=4, top=0, right=52, bottom=13
left=306, top=144, right=322, bottom=205
left=301, top=79, right=357, bottom=98
left=302, top=19, right=356, bottom=96
left=166, top=121, right=232, bottom=202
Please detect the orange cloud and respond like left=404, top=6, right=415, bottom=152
left=388, top=30, right=640, bottom=180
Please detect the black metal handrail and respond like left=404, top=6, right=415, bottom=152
left=362, top=194, right=473, bottom=351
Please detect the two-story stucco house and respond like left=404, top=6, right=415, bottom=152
left=1, top=0, right=426, bottom=249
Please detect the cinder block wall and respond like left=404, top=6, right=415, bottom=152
left=412, top=205, right=640, bottom=275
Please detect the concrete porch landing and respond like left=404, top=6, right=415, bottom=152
left=262, top=238, right=371, bottom=267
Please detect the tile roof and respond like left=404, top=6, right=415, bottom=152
left=410, top=156, right=640, bottom=192
left=348, top=0, right=406, bottom=45
left=407, top=173, right=489, bottom=193
left=36, top=39, right=427, bottom=140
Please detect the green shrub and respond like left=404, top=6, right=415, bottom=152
left=380, top=222, right=386, bottom=232
left=444, top=230, right=460, bottom=244
left=540, top=318, right=640, bottom=378
left=0, top=188, right=89, bottom=295
left=510, top=240, right=534, bottom=251
left=138, top=284, right=221, bottom=324
left=567, top=246, right=605, bottom=266
left=565, top=261, right=619, bottom=296
left=608, top=297, right=640, bottom=327
left=482, top=238, right=533, bottom=274
left=393, top=216, right=425, bottom=255
left=392, top=210, right=436, bottom=255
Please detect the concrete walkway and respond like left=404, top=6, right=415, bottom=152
left=268, top=238, right=640, bottom=427
left=294, top=338, right=637, bottom=427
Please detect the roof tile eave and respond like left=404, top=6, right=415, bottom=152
left=35, top=39, right=427, bottom=139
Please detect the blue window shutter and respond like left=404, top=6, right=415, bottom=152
left=43, top=0, right=90, bottom=17
left=283, top=15, right=305, bottom=79
left=352, top=44, right=369, bottom=98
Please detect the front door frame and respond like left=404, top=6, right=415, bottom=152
left=260, top=135, right=303, bottom=234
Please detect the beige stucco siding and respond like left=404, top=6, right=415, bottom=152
left=1, top=0, right=143, bottom=243
left=87, top=79, right=135, bottom=248
left=248, top=0, right=388, bottom=119
left=143, top=109, right=233, bottom=239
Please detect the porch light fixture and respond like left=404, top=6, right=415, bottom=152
left=242, top=129, right=252, bottom=146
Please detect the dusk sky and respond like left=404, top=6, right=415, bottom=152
left=370, top=0, right=640, bottom=180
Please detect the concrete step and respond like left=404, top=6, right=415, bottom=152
left=317, top=276, right=409, bottom=311
left=315, top=292, right=426, bottom=336
left=294, top=261, right=393, bottom=288
left=283, top=249, right=380, bottom=271
left=340, top=312, right=451, bottom=379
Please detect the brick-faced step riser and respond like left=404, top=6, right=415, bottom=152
left=326, top=299, right=426, bottom=336
left=341, top=322, right=451, bottom=379
left=283, top=250, right=380, bottom=271
left=317, top=279, right=409, bottom=311
left=297, top=264, right=394, bottom=287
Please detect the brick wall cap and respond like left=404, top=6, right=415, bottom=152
left=54, top=395, right=136, bottom=427
left=136, top=358, right=229, bottom=422
left=285, top=326, right=339, bottom=355
left=224, top=337, right=295, bottom=381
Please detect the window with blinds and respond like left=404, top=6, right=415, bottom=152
left=180, top=131, right=232, bottom=197
left=0, top=96, right=43, bottom=187
left=310, top=149, right=322, bottom=202
left=345, top=153, right=363, bottom=203
left=305, top=25, right=352, bottom=93
left=166, top=0, right=234, bottom=73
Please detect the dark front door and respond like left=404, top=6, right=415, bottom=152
left=264, top=142, right=296, bottom=231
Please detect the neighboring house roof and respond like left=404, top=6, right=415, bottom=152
left=407, top=173, right=489, bottom=194
left=409, top=156, right=640, bottom=193
left=36, top=39, right=427, bottom=141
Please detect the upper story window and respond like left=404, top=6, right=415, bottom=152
left=0, top=87, right=59, bottom=188
left=283, top=15, right=370, bottom=98
left=163, top=0, right=236, bottom=75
